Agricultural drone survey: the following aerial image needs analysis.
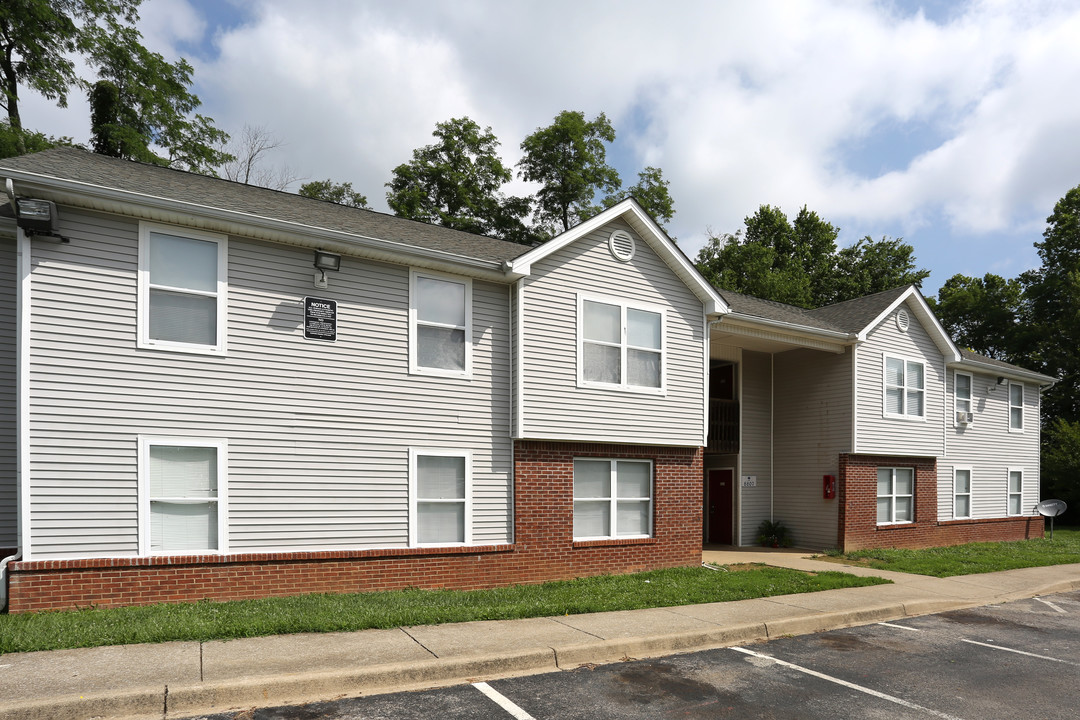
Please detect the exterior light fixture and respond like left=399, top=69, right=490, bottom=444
left=9, top=196, right=67, bottom=241
left=313, top=250, right=342, bottom=288
left=996, top=376, right=1007, bottom=386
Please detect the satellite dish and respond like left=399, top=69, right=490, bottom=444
left=1035, top=499, right=1067, bottom=517
left=1035, top=499, right=1068, bottom=540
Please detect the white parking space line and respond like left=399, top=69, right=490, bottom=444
left=473, top=681, right=537, bottom=720
left=959, top=639, right=1080, bottom=665
left=730, top=647, right=966, bottom=720
left=879, top=622, right=922, bottom=631
left=1034, top=597, right=1068, bottom=613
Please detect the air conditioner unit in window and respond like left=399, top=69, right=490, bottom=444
left=956, top=411, right=974, bottom=425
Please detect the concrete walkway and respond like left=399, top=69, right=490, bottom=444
left=3, top=551, right=1080, bottom=720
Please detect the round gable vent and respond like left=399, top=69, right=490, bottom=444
left=896, top=308, right=910, bottom=333
left=608, top=230, right=636, bottom=262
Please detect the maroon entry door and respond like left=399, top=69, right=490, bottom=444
left=707, top=468, right=734, bottom=544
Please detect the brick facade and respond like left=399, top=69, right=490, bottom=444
left=837, top=453, right=1043, bottom=551
left=6, top=442, right=703, bottom=613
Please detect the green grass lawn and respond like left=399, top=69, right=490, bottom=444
left=825, top=527, right=1080, bottom=577
left=0, top=564, right=888, bottom=654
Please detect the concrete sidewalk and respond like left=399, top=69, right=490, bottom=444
left=3, top=551, right=1080, bottom=720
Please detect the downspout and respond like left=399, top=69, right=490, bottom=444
left=2, top=215, right=29, bottom=611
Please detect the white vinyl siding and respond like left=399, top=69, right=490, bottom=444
left=878, top=467, right=914, bottom=524
left=573, top=458, right=652, bottom=539
left=953, top=467, right=971, bottom=519
left=138, top=222, right=227, bottom=354
left=138, top=437, right=227, bottom=554
left=410, top=270, right=472, bottom=377
left=0, top=234, right=16, bottom=549
left=856, top=303, right=945, bottom=456
left=1009, top=382, right=1024, bottom=432
left=940, top=371, right=1041, bottom=521
left=24, top=209, right=512, bottom=559
left=519, top=221, right=705, bottom=446
left=737, top=349, right=774, bottom=546
left=773, top=347, right=853, bottom=550
left=409, top=449, right=471, bottom=546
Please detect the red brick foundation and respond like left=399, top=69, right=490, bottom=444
left=837, top=453, right=1043, bottom=551
left=6, top=442, right=702, bottom=612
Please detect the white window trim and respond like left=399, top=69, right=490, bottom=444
left=576, top=292, right=667, bottom=395
left=1008, top=381, right=1024, bottom=433
left=882, top=354, right=926, bottom=421
left=953, top=466, right=972, bottom=519
left=137, top=221, right=228, bottom=355
left=408, top=448, right=473, bottom=547
left=138, top=435, right=228, bottom=556
left=953, top=371, right=973, bottom=426
left=573, top=458, right=654, bottom=540
left=408, top=269, right=473, bottom=378
left=1007, top=467, right=1024, bottom=516
left=877, top=466, right=914, bottom=525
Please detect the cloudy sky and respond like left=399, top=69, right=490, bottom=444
left=20, top=0, right=1080, bottom=297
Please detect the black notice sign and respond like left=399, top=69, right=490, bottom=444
left=304, top=297, right=337, bottom=342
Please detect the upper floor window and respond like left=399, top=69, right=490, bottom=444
left=579, top=296, right=664, bottom=392
left=877, top=467, right=913, bottom=524
left=573, top=458, right=653, bottom=539
left=954, top=372, right=972, bottom=423
left=138, top=223, right=227, bottom=354
left=884, top=355, right=924, bottom=419
left=410, top=271, right=471, bottom=377
left=1009, top=382, right=1024, bottom=432
left=139, top=436, right=227, bottom=555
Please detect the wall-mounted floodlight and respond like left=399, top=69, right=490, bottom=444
left=997, top=376, right=1008, bottom=386
left=11, top=197, right=68, bottom=242
left=313, top=250, right=342, bottom=288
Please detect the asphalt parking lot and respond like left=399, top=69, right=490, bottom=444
left=189, top=590, right=1080, bottom=720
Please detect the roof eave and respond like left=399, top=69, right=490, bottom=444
left=3, top=168, right=512, bottom=281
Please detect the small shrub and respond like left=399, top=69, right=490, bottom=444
left=758, top=519, right=792, bottom=547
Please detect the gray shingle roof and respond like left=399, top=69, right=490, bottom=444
left=806, top=285, right=912, bottom=332
left=715, top=288, right=847, bottom=332
left=958, top=348, right=1056, bottom=382
left=0, top=147, right=533, bottom=264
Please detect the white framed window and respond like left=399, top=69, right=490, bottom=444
left=138, top=436, right=227, bottom=555
left=573, top=458, right=653, bottom=539
left=954, top=371, right=972, bottom=424
left=1007, top=468, right=1023, bottom=516
left=138, top=222, right=227, bottom=355
left=953, top=467, right=971, bottom=519
left=409, top=270, right=472, bottom=377
left=1009, top=382, right=1024, bottom=432
left=883, top=355, right=925, bottom=419
left=877, top=467, right=914, bottom=524
left=578, top=294, right=665, bottom=393
left=409, top=449, right=471, bottom=546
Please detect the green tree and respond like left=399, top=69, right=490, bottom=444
left=929, top=273, right=1024, bottom=361
left=601, top=166, right=675, bottom=230
left=831, top=235, right=930, bottom=305
left=85, top=21, right=230, bottom=173
left=0, top=0, right=140, bottom=154
left=1042, top=418, right=1080, bottom=523
left=0, top=120, right=77, bottom=159
left=518, top=110, right=620, bottom=235
left=1022, top=184, right=1080, bottom=422
left=299, top=179, right=369, bottom=208
left=387, top=116, right=534, bottom=243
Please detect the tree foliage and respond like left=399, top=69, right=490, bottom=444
left=601, top=166, right=675, bottom=230
left=695, top=205, right=926, bottom=308
left=0, top=0, right=140, bottom=148
left=518, top=110, right=620, bottom=235
left=929, top=273, right=1024, bottom=361
left=0, top=120, right=77, bottom=159
left=1042, top=418, right=1080, bottom=523
left=299, top=179, right=369, bottom=208
left=85, top=20, right=229, bottom=172
left=387, top=117, right=535, bottom=244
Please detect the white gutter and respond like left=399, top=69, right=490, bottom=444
left=948, top=357, right=1057, bottom=387
left=2, top=169, right=513, bottom=280
left=718, top=312, right=855, bottom=342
